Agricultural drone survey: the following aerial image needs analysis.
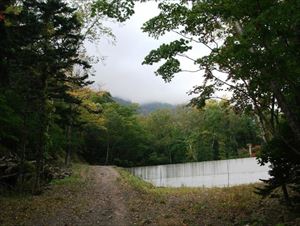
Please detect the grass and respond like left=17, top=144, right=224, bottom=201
left=117, top=167, right=300, bottom=226
left=0, top=164, right=90, bottom=226
left=117, top=167, right=155, bottom=192
left=118, top=166, right=259, bottom=196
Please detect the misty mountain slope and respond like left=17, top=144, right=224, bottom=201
left=113, top=96, right=177, bottom=114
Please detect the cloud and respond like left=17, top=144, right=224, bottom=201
left=86, top=2, right=206, bottom=104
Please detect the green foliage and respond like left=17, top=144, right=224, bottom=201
left=141, top=0, right=300, bottom=204
left=140, top=100, right=260, bottom=165
left=256, top=120, right=300, bottom=205
left=2, top=1, right=297, bottom=206
left=0, top=94, right=21, bottom=143
left=101, top=102, right=149, bottom=166
left=59, top=92, right=259, bottom=168
left=91, top=0, right=135, bottom=22
left=68, top=89, right=150, bottom=167
left=118, top=167, right=155, bottom=193
left=0, top=0, right=92, bottom=192
left=142, top=39, right=191, bottom=81
left=0, top=0, right=143, bottom=191
left=142, top=0, right=300, bottom=146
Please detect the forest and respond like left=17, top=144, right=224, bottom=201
left=0, top=0, right=300, bottom=211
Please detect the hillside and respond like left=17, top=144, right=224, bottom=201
left=139, top=102, right=176, bottom=114
left=113, top=96, right=177, bottom=114
left=112, top=97, right=133, bottom=106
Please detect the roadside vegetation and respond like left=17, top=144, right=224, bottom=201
left=0, top=164, right=90, bottom=226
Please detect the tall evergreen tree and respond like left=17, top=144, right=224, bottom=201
left=0, top=0, right=91, bottom=192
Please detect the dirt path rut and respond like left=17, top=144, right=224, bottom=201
left=88, top=166, right=129, bottom=226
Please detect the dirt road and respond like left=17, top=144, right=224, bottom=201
left=30, top=166, right=130, bottom=226
left=80, top=166, right=130, bottom=226
left=88, top=166, right=130, bottom=226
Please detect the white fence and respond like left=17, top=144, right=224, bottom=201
left=128, top=157, right=270, bottom=188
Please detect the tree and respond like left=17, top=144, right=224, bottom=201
left=256, top=120, right=300, bottom=206
left=140, top=0, right=300, bottom=203
left=0, top=0, right=91, bottom=192
left=143, top=109, right=179, bottom=164
left=101, top=102, right=148, bottom=166
left=141, top=0, right=300, bottom=152
left=141, top=102, right=259, bottom=165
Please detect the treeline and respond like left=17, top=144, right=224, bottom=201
left=68, top=91, right=261, bottom=167
left=139, top=101, right=260, bottom=165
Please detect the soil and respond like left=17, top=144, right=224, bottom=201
left=29, top=166, right=131, bottom=226
left=47, top=166, right=130, bottom=226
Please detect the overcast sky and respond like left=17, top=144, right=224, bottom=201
left=86, top=2, right=210, bottom=104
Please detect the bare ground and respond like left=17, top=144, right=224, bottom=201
left=1, top=166, right=131, bottom=226
left=40, top=166, right=130, bottom=226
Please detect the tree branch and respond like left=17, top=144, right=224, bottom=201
left=177, top=53, right=197, bottom=62
left=180, top=69, right=202, bottom=73
left=172, top=30, right=214, bottom=51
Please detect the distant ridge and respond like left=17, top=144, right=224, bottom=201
left=139, top=102, right=176, bottom=114
left=112, top=96, right=132, bottom=106
left=112, top=97, right=176, bottom=114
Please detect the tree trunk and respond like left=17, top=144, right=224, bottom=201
left=270, top=81, right=300, bottom=155
left=281, top=183, right=292, bottom=206
left=65, top=125, right=72, bottom=166
left=34, top=101, right=46, bottom=194
left=169, top=147, right=172, bottom=164
left=34, top=75, right=48, bottom=194
left=19, top=104, right=28, bottom=192
left=105, top=134, right=110, bottom=165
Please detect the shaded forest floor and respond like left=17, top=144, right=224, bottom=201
left=1, top=165, right=300, bottom=226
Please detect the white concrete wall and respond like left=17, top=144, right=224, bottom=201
left=128, top=157, right=270, bottom=188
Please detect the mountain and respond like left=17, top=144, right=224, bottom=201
left=139, top=102, right=176, bottom=114
left=112, top=97, right=177, bottom=114
left=112, top=96, right=133, bottom=106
